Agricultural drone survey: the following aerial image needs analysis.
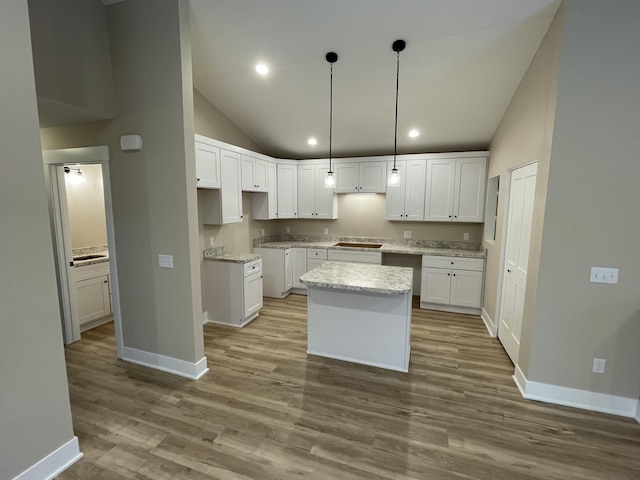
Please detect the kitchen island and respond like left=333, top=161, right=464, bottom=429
left=299, top=262, right=413, bottom=373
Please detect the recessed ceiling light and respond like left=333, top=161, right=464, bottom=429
left=408, top=129, right=420, bottom=138
left=255, top=64, right=269, bottom=75
left=307, top=137, right=318, bottom=146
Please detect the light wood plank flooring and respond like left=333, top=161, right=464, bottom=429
left=58, top=294, right=640, bottom=479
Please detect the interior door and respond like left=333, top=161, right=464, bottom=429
left=498, top=162, right=537, bottom=364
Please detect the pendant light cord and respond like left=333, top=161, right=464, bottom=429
left=393, top=49, right=400, bottom=170
left=329, top=61, right=334, bottom=172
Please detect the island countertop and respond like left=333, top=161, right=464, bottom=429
left=299, top=261, right=413, bottom=295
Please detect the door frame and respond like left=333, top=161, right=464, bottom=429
left=494, top=160, right=538, bottom=342
left=43, top=146, right=123, bottom=358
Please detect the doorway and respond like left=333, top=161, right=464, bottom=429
left=497, top=162, right=537, bottom=364
left=43, top=146, right=123, bottom=357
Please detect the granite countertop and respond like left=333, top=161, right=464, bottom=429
left=72, top=245, right=109, bottom=267
left=204, top=246, right=261, bottom=264
left=299, top=262, right=413, bottom=295
left=254, top=240, right=486, bottom=258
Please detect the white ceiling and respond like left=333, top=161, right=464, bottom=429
left=190, top=0, right=561, bottom=159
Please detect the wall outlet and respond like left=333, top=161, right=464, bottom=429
left=286, top=226, right=291, bottom=234
left=209, top=236, right=215, bottom=247
left=589, top=267, right=619, bottom=284
left=261, top=228, right=265, bottom=237
left=592, top=357, right=606, bottom=374
left=463, top=232, right=469, bottom=241
left=323, top=227, right=329, bottom=235
left=158, top=254, right=173, bottom=269
left=403, top=230, right=411, bottom=239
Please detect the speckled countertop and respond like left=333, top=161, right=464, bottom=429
left=299, top=262, right=413, bottom=295
left=254, top=236, right=486, bottom=259
left=72, top=245, right=109, bottom=267
left=204, top=246, right=261, bottom=264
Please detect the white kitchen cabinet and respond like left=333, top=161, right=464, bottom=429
left=298, top=164, right=338, bottom=219
left=254, top=247, right=293, bottom=298
left=195, top=139, right=221, bottom=189
left=424, top=157, right=487, bottom=222
left=75, top=262, right=111, bottom=330
left=334, top=161, right=386, bottom=193
left=420, top=255, right=484, bottom=314
left=252, top=161, right=278, bottom=220
left=277, top=164, right=298, bottom=219
left=386, top=159, right=426, bottom=221
left=204, top=258, right=263, bottom=327
left=327, top=249, right=382, bottom=264
left=242, top=155, right=268, bottom=192
left=200, top=149, right=243, bottom=224
left=291, top=248, right=307, bottom=289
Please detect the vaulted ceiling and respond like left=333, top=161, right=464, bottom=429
left=191, top=0, right=562, bottom=159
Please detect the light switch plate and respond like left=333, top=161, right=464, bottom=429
left=159, top=254, right=173, bottom=269
left=323, top=227, right=329, bottom=235
left=590, top=267, right=618, bottom=284
left=403, top=230, right=411, bottom=239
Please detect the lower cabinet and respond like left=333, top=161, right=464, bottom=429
left=254, top=248, right=293, bottom=298
left=75, top=262, right=111, bottom=331
left=420, top=255, right=484, bottom=314
left=205, top=258, right=263, bottom=327
left=291, top=248, right=307, bottom=289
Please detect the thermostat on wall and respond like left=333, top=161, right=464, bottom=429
left=120, top=134, right=142, bottom=152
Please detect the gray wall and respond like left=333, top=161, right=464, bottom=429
left=526, top=0, right=640, bottom=398
left=66, top=164, right=108, bottom=249
left=0, top=1, right=76, bottom=477
left=100, top=0, right=204, bottom=363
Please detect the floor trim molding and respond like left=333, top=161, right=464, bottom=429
left=513, top=364, right=637, bottom=418
left=13, top=436, right=82, bottom=480
left=480, top=308, right=497, bottom=337
left=122, top=346, right=209, bottom=380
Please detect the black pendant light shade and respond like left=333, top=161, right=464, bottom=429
left=389, top=39, right=406, bottom=187
left=324, top=51, right=338, bottom=188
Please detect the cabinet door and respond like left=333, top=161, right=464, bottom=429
left=254, top=159, right=268, bottom=192
left=424, top=159, right=455, bottom=221
left=297, top=164, right=316, bottom=218
left=307, top=258, right=326, bottom=271
left=277, top=164, right=297, bottom=218
left=195, top=142, right=221, bottom=188
left=251, top=162, right=278, bottom=220
left=420, top=267, right=451, bottom=305
left=243, top=272, right=264, bottom=318
left=241, top=155, right=256, bottom=191
left=403, top=160, right=426, bottom=221
left=291, top=248, right=307, bottom=289
left=284, top=249, right=293, bottom=291
left=450, top=269, right=483, bottom=308
left=76, top=275, right=111, bottom=325
left=385, top=160, right=406, bottom=220
left=334, top=163, right=359, bottom=193
left=359, top=162, right=386, bottom=193
left=453, top=157, right=486, bottom=222
left=314, top=165, right=337, bottom=219
left=220, top=150, right=243, bottom=223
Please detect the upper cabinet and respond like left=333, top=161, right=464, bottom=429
left=334, top=160, right=387, bottom=193
left=195, top=136, right=221, bottom=188
left=386, top=159, right=427, bottom=221
left=298, top=164, right=338, bottom=219
left=277, top=163, right=298, bottom=219
left=200, top=149, right=243, bottom=224
left=241, top=155, right=268, bottom=192
left=424, top=157, right=487, bottom=223
left=252, top=161, right=278, bottom=220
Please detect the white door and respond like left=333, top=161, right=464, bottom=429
left=297, top=164, right=316, bottom=218
left=243, top=271, right=263, bottom=318
left=498, top=163, right=537, bottom=363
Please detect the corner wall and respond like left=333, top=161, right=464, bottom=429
left=0, top=1, right=78, bottom=477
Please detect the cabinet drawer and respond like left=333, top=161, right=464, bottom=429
left=422, top=255, right=484, bottom=271
left=243, top=259, right=262, bottom=276
left=307, top=248, right=328, bottom=260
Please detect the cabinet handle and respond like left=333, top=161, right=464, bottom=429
left=196, top=178, right=200, bottom=181
left=448, top=215, right=452, bottom=218
left=451, top=261, right=454, bottom=264
left=453, top=273, right=456, bottom=276
left=507, top=269, right=511, bottom=273
left=104, top=280, right=108, bottom=283
left=447, top=273, right=451, bottom=276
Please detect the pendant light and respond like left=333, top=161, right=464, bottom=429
left=388, top=39, right=406, bottom=187
left=324, top=51, right=338, bottom=188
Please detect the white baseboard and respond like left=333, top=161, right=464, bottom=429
left=480, top=308, right=497, bottom=337
left=635, top=400, right=640, bottom=424
left=122, top=346, right=209, bottom=380
left=202, top=311, right=209, bottom=325
left=513, top=364, right=638, bottom=418
left=13, top=436, right=82, bottom=480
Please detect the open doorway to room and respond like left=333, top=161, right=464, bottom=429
left=43, top=146, right=123, bottom=358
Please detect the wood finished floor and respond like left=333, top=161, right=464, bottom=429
left=58, top=294, right=640, bottom=479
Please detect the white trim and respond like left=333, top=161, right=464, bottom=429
left=202, top=311, right=209, bottom=325
left=513, top=364, right=638, bottom=418
left=13, top=436, right=82, bottom=480
left=122, top=346, right=209, bottom=380
left=42, top=145, right=109, bottom=164
left=480, top=308, right=498, bottom=337
left=635, top=400, right=640, bottom=424
left=307, top=349, right=409, bottom=373
left=420, top=302, right=481, bottom=316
